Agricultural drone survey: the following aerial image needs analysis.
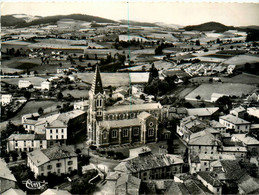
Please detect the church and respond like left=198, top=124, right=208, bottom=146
left=87, top=65, right=163, bottom=147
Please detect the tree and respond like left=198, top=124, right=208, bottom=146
left=38, top=107, right=44, bottom=115
left=11, top=151, right=18, bottom=161
left=195, top=95, right=201, bottom=101
left=21, top=152, right=27, bottom=160
left=57, top=92, right=63, bottom=100
left=195, top=40, right=200, bottom=46
left=24, top=91, right=31, bottom=100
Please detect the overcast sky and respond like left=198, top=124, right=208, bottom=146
left=1, top=1, right=259, bottom=26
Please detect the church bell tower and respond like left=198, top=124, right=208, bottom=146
left=87, top=65, right=106, bottom=144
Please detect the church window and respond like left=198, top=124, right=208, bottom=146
left=123, top=128, right=128, bottom=137
left=149, top=122, right=154, bottom=127
left=103, top=131, right=107, bottom=139
left=97, top=111, right=102, bottom=116
left=133, top=127, right=139, bottom=136
left=96, top=99, right=103, bottom=108
left=148, top=128, right=154, bottom=137
left=112, top=130, right=117, bottom=138
left=130, top=113, right=135, bottom=118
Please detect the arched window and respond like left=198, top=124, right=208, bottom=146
left=103, top=131, right=107, bottom=139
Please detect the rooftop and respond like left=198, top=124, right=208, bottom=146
left=0, top=159, right=17, bottom=182
left=232, top=134, right=259, bottom=145
left=189, top=131, right=218, bottom=146
left=2, top=188, right=26, bottom=195
left=28, top=145, right=77, bottom=166
left=220, top=114, right=250, bottom=125
left=106, top=102, right=162, bottom=113
left=198, top=171, right=221, bottom=187
left=40, top=188, right=72, bottom=195
left=99, top=118, right=141, bottom=129
left=186, top=107, right=219, bottom=117
left=114, top=153, right=183, bottom=173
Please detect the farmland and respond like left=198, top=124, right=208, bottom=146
left=185, top=83, right=258, bottom=102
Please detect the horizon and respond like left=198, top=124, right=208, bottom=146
left=1, top=2, right=259, bottom=26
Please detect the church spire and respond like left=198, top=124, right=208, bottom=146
left=91, top=64, right=104, bottom=94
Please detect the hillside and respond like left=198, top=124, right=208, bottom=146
left=184, top=22, right=236, bottom=32
left=2, top=14, right=117, bottom=27
left=120, top=20, right=159, bottom=27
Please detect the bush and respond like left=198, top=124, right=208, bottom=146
left=75, top=148, right=81, bottom=154
left=100, top=150, right=106, bottom=155
left=4, top=156, right=10, bottom=163
left=115, top=152, right=125, bottom=160
left=107, top=150, right=115, bottom=157
left=89, top=145, right=97, bottom=150
left=21, top=152, right=27, bottom=159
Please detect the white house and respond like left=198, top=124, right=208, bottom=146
left=18, top=80, right=32, bottom=88
left=247, top=107, right=259, bottom=118
left=1, top=94, right=13, bottom=106
left=41, top=81, right=51, bottom=91
left=27, top=145, right=78, bottom=178
left=7, top=134, right=47, bottom=152
left=219, top=114, right=251, bottom=133
left=74, top=100, right=89, bottom=111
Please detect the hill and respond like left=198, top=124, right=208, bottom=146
left=2, top=14, right=117, bottom=27
left=120, top=20, right=159, bottom=27
left=184, top=22, right=237, bottom=32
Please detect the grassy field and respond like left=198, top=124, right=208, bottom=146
left=62, top=89, right=89, bottom=99
left=185, top=83, right=258, bottom=102
left=1, top=76, right=46, bottom=86
left=222, top=54, right=259, bottom=66
left=9, top=100, right=64, bottom=123
left=75, top=72, right=130, bottom=87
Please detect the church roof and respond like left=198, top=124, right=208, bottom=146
left=91, top=65, right=103, bottom=94
left=106, top=103, right=162, bottom=113
left=99, top=118, right=141, bottom=129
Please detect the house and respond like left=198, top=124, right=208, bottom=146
left=209, top=120, right=226, bottom=133
left=219, top=114, right=251, bottom=133
left=218, top=146, right=247, bottom=161
left=27, top=146, right=78, bottom=177
left=0, top=159, right=17, bottom=193
left=177, top=115, right=208, bottom=143
left=18, top=80, right=32, bottom=88
left=74, top=100, right=89, bottom=111
left=45, top=119, right=68, bottom=147
left=2, top=188, right=26, bottom=195
left=186, top=107, right=219, bottom=120
left=231, top=134, right=259, bottom=154
left=188, top=129, right=219, bottom=155
left=247, top=107, right=259, bottom=119
left=7, top=134, right=47, bottom=152
left=114, top=148, right=183, bottom=181
left=102, top=172, right=141, bottom=195
left=41, top=81, right=51, bottom=91
left=40, top=188, right=72, bottom=195
left=230, top=106, right=246, bottom=119
left=197, top=172, right=222, bottom=194
left=1, top=94, right=13, bottom=106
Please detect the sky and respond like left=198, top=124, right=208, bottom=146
left=1, top=1, right=259, bottom=26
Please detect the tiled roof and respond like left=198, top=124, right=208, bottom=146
left=114, top=153, right=183, bottom=173
left=116, top=174, right=141, bottom=188
left=189, top=131, right=218, bottom=146
left=42, top=145, right=77, bottom=161
left=48, top=119, right=67, bottom=128
left=57, top=110, right=86, bottom=124
left=187, top=107, right=219, bottom=117
left=210, top=120, right=225, bottom=128
left=198, top=171, right=221, bottom=187
left=220, top=114, right=250, bottom=125
left=184, top=179, right=207, bottom=195
left=220, top=160, right=246, bottom=180
left=8, top=134, right=46, bottom=141
left=237, top=174, right=259, bottom=194
left=106, top=103, right=162, bottom=113
left=40, top=189, right=72, bottom=195
left=0, top=159, right=17, bottom=182
left=231, top=106, right=246, bottom=113
left=28, top=146, right=77, bottom=166
left=2, top=188, right=26, bottom=195
left=232, top=134, right=259, bottom=145
left=99, top=118, right=141, bottom=129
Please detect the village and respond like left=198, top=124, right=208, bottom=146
left=1, top=7, right=259, bottom=195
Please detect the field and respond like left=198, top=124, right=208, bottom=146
left=185, top=83, right=258, bottom=102
left=62, top=89, right=89, bottom=99
left=222, top=54, right=259, bottom=66
left=1, top=76, right=46, bottom=86
left=75, top=72, right=130, bottom=87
